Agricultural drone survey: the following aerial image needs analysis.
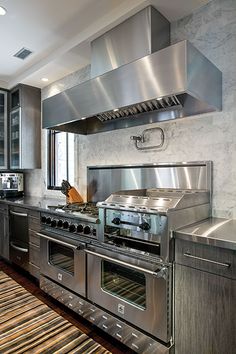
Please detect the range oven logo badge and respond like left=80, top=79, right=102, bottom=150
left=118, top=303, right=125, bottom=315
left=57, top=273, right=63, bottom=281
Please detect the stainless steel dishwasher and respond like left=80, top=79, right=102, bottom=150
left=9, top=206, right=29, bottom=271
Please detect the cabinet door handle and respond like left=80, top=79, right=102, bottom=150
left=10, top=242, right=28, bottom=253
left=183, top=253, right=231, bottom=268
left=10, top=210, right=27, bottom=217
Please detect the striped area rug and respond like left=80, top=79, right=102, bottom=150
left=0, top=271, right=111, bottom=354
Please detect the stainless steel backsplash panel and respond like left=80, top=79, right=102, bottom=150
left=87, top=161, right=212, bottom=202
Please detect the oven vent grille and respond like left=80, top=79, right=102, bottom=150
left=13, top=47, right=33, bottom=60
left=96, top=95, right=182, bottom=122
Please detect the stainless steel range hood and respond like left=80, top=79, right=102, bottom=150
left=42, top=6, right=222, bottom=135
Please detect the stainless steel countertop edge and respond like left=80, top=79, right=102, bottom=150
left=175, top=230, right=236, bottom=251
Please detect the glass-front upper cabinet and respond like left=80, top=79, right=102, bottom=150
left=9, top=84, right=41, bottom=169
left=10, top=108, right=21, bottom=168
left=0, top=90, right=8, bottom=169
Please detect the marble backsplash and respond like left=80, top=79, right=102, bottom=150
left=27, top=0, right=236, bottom=218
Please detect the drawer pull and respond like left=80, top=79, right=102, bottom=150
left=132, top=343, right=139, bottom=350
left=184, top=253, right=231, bottom=267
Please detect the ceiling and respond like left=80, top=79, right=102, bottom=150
left=0, top=0, right=210, bottom=90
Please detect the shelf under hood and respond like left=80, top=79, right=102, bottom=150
left=42, top=40, right=222, bottom=135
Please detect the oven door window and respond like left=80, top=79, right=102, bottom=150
left=101, top=260, right=146, bottom=309
left=49, top=241, right=74, bottom=275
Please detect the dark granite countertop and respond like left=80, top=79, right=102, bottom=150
left=175, top=217, right=236, bottom=251
left=0, top=196, right=65, bottom=212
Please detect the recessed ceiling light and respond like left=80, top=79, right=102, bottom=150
left=156, top=97, right=163, bottom=101
left=113, top=108, right=119, bottom=112
left=41, top=78, right=49, bottom=82
left=0, top=6, right=7, bottom=16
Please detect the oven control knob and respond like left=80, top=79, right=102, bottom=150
left=63, top=221, right=69, bottom=229
left=69, top=224, right=76, bottom=233
left=46, top=217, right=51, bottom=225
left=139, top=222, right=150, bottom=231
left=57, top=219, right=63, bottom=227
left=41, top=216, right=47, bottom=223
left=77, top=224, right=84, bottom=233
left=84, top=225, right=91, bottom=235
left=112, top=217, right=121, bottom=225
left=51, top=219, right=57, bottom=227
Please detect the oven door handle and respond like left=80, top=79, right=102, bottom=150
left=85, top=249, right=167, bottom=278
left=37, top=232, right=79, bottom=250
left=10, top=241, right=28, bottom=253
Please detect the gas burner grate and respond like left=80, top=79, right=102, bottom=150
left=47, top=202, right=98, bottom=216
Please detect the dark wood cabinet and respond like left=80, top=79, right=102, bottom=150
left=0, top=203, right=9, bottom=260
left=28, top=210, right=40, bottom=279
left=9, top=206, right=29, bottom=271
left=174, top=239, right=236, bottom=354
left=0, top=90, right=8, bottom=169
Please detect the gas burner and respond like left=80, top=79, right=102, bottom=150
left=47, top=202, right=98, bottom=217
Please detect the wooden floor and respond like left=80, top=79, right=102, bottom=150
left=0, top=259, right=135, bottom=354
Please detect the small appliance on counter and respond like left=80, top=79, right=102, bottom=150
left=0, top=172, right=24, bottom=198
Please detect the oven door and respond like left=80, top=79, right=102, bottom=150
left=86, top=245, right=171, bottom=343
left=39, top=232, right=86, bottom=297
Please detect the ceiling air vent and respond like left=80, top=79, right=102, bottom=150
left=13, top=47, right=33, bottom=60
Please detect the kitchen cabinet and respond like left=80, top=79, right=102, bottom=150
left=9, top=206, right=29, bottom=271
left=0, top=203, right=9, bottom=260
left=0, top=90, right=8, bottom=169
left=9, top=84, right=41, bottom=169
left=28, top=210, right=40, bottom=279
left=8, top=204, right=40, bottom=279
left=174, top=239, right=236, bottom=354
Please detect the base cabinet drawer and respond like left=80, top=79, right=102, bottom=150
left=29, top=244, right=40, bottom=267
left=28, top=216, right=40, bottom=233
left=175, top=239, right=235, bottom=279
left=29, top=230, right=40, bottom=247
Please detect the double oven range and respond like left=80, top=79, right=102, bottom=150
left=39, top=162, right=211, bottom=354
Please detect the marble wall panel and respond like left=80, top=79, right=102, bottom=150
left=35, top=0, right=235, bottom=217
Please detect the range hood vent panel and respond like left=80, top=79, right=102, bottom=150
left=42, top=5, right=222, bottom=135
left=43, top=39, right=222, bottom=134
left=96, top=95, right=182, bottom=122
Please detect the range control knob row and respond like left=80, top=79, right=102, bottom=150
left=41, top=216, right=95, bottom=236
